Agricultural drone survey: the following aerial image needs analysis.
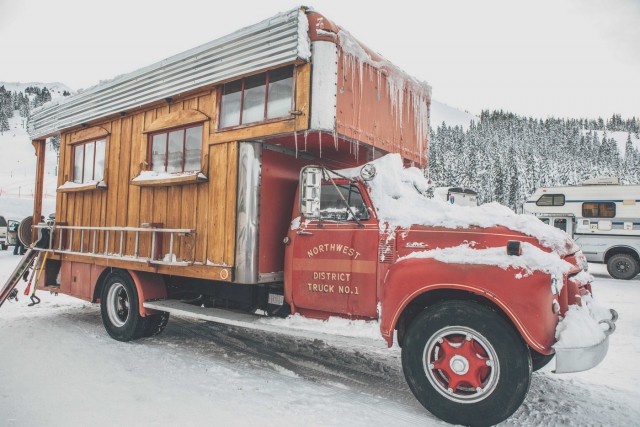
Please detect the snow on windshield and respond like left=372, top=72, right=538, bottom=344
left=339, top=154, right=573, bottom=254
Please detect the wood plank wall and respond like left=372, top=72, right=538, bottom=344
left=53, top=63, right=310, bottom=281
left=56, top=91, right=237, bottom=269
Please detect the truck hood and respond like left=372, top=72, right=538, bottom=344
left=339, top=154, right=579, bottom=257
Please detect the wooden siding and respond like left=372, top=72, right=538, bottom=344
left=52, top=64, right=311, bottom=281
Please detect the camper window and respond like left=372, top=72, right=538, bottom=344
left=582, top=202, right=616, bottom=218
left=536, top=194, right=565, bottom=206
left=149, top=124, right=203, bottom=173
left=72, top=138, right=106, bottom=183
left=219, top=65, right=294, bottom=128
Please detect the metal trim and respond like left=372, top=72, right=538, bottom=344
left=29, top=7, right=310, bottom=139
left=234, top=142, right=262, bottom=284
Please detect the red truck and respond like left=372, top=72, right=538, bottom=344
left=4, top=6, right=617, bottom=426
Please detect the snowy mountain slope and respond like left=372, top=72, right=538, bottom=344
left=430, top=100, right=476, bottom=131
left=0, top=112, right=57, bottom=219
left=0, top=83, right=66, bottom=219
left=0, top=81, right=73, bottom=98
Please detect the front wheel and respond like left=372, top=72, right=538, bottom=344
left=100, top=272, right=147, bottom=341
left=402, top=301, right=532, bottom=427
left=607, top=253, right=639, bottom=280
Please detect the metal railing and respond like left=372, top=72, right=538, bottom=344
left=33, top=223, right=196, bottom=266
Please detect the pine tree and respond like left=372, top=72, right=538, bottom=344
left=0, top=110, right=10, bottom=134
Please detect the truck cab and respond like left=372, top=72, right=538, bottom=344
left=282, top=159, right=616, bottom=425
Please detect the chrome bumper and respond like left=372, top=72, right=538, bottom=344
left=554, top=309, right=618, bottom=374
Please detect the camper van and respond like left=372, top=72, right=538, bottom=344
left=525, top=178, right=640, bottom=280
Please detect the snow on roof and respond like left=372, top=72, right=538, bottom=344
left=340, top=154, right=575, bottom=254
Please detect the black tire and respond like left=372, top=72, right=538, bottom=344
left=531, top=350, right=555, bottom=372
left=607, top=253, right=639, bottom=280
left=100, top=272, right=147, bottom=341
left=142, top=312, right=170, bottom=337
left=1, top=244, right=7, bottom=250
left=402, top=301, right=532, bottom=427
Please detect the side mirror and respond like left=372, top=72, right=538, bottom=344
left=300, top=166, right=322, bottom=219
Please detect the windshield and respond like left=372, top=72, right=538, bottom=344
left=320, top=183, right=370, bottom=222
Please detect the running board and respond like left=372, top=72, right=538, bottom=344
left=143, top=299, right=387, bottom=349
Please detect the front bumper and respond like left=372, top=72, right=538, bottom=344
left=554, top=309, right=618, bottom=374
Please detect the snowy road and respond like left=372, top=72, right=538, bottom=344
left=1, top=251, right=639, bottom=426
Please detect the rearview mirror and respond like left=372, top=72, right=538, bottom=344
left=300, top=166, right=322, bottom=219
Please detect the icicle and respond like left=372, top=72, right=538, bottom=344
left=304, top=130, right=309, bottom=152
left=294, top=131, right=298, bottom=158
left=318, top=130, right=322, bottom=158
left=333, top=130, right=338, bottom=151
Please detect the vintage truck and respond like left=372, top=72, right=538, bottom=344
left=8, top=6, right=616, bottom=427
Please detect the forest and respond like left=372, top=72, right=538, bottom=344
left=429, top=111, right=640, bottom=211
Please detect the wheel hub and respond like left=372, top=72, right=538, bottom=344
left=450, top=355, right=470, bottom=375
left=423, top=326, right=500, bottom=404
left=106, top=283, right=130, bottom=328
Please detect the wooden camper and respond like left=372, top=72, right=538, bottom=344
left=27, top=6, right=431, bottom=293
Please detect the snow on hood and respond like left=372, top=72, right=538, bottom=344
left=399, top=243, right=573, bottom=282
left=339, top=154, right=575, bottom=254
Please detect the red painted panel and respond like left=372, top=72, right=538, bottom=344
left=335, top=49, right=429, bottom=167
left=258, top=149, right=313, bottom=276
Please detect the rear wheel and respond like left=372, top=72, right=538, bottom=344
left=402, top=301, right=532, bottom=427
left=607, top=253, right=639, bottom=280
left=100, top=272, right=147, bottom=341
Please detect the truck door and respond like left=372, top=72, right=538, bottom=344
left=288, top=181, right=379, bottom=319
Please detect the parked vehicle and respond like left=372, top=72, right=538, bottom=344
left=7, top=7, right=616, bottom=426
left=0, top=216, right=7, bottom=250
left=525, top=178, right=640, bottom=280
left=432, top=187, right=478, bottom=206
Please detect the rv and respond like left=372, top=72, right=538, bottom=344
left=524, top=177, right=640, bottom=280
left=0, top=7, right=616, bottom=426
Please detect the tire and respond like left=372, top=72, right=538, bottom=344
left=607, top=253, right=639, bottom=280
left=531, top=351, right=555, bottom=372
left=401, top=301, right=532, bottom=427
left=142, top=312, right=170, bottom=337
left=1, top=244, right=6, bottom=250
left=100, top=272, right=147, bottom=341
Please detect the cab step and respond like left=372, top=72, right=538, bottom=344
left=143, top=299, right=386, bottom=348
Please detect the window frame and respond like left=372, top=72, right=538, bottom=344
left=582, top=202, right=616, bottom=218
left=536, top=194, right=565, bottom=207
left=72, top=137, right=107, bottom=184
left=218, top=65, right=295, bottom=130
left=147, top=123, right=204, bottom=174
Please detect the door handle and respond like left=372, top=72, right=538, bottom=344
left=296, top=231, right=314, bottom=236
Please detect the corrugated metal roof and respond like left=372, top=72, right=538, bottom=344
left=29, top=7, right=310, bottom=139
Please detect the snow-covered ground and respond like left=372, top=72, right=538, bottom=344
left=0, top=252, right=638, bottom=426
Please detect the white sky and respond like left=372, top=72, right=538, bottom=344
left=1, top=0, right=638, bottom=119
